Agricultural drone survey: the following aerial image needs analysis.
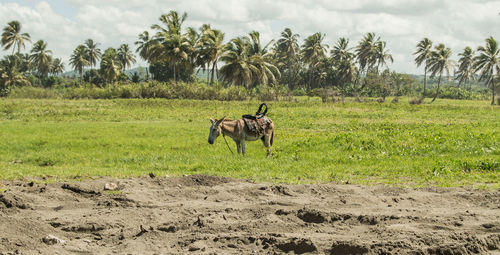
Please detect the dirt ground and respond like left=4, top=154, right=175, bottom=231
left=0, top=175, right=499, bottom=255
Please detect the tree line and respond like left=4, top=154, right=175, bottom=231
left=1, top=11, right=498, bottom=104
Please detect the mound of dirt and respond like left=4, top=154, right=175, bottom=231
left=0, top=175, right=499, bottom=254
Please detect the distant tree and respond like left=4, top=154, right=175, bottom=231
left=414, top=38, right=433, bottom=97
left=135, top=31, right=153, bottom=61
left=427, top=43, right=455, bottom=102
left=455, top=46, right=475, bottom=89
left=374, top=41, right=393, bottom=73
left=30, top=40, right=53, bottom=80
left=355, top=32, right=379, bottom=88
left=1, top=20, right=31, bottom=55
left=84, top=39, right=101, bottom=70
left=51, top=58, right=64, bottom=76
left=149, top=11, right=191, bottom=81
left=219, top=37, right=253, bottom=87
left=100, top=47, right=122, bottom=83
left=117, top=44, right=136, bottom=71
left=69, top=45, right=89, bottom=83
left=219, top=32, right=279, bottom=88
left=131, top=72, right=140, bottom=83
left=331, top=38, right=356, bottom=89
left=0, top=55, right=31, bottom=89
left=301, top=32, right=328, bottom=89
left=275, top=28, right=300, bottom=89
left=197, top=25, right=224, bottom=86
left=473, top=36, right=500, bottom=105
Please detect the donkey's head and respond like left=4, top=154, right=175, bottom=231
left=208, top=117, right=225, bottom=144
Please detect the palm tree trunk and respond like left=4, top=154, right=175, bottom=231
left=206, top=65, right=210, bottom=83
left=173, top=64, right=177, bottom=82
left=491, top=78, right=496, bottom=105
left=423, top=67, right=427, bottom=97
left=431, top=72, right=442, bottom=103
left=210, top=60, right=216, bottom=86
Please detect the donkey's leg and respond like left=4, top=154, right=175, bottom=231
left=241, top=140, right=246, bottom=155
left=236, top=141, right=241, bottom=154
left=262, top=135, right=272, bottom=157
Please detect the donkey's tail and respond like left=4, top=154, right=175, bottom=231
left=270, top=130, right=274, bottom=146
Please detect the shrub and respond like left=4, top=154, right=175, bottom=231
left=409, top=97, right=424, bottom=104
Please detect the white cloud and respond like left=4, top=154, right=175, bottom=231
left=1, top=0, right=499, bottom=74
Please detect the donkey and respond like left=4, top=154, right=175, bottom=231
left=208, top=117, right=274, bottom=157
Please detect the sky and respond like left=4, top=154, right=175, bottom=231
left=0, top=0, right=499, bottom=74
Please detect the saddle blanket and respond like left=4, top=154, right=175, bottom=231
left=242, top=116, right=272, bottom=136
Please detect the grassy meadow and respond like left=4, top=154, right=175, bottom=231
left=0, top=97, right=498, bottom=188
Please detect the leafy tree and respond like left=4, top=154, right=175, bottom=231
left=83, top=69, right=103, bottom=85
left=374, top=41, right=393, bottom=73
left=0, top=55, right=31, bottom=90
left=1, top=20, right=31, bottom=55
left=149, top=11, right=192, bottom=81
left=414, top=38, right=433, bottom=96
left=30, top=40, right=53, bottom=80
left=274, top=28, right=300, bottom=89
left=84, top=39, right=101, bottom=70
left=117, top=44, right=136, bottom=71
left=100, top=48, right=122, bottom=83
left=135, top=31, right=153, bottom=61
left=331, top=38, right=356, bottom=89
left=131, top=72, right=141, bottom=83
left=427, top=43, right=455, bottom=102
left=473, top=36, right=500, bottom=105
left=220, top=32, right=280, bottom=88
left=197, top=25, right=224, bottom=86
left=455, top=46, right=475, bottom=89
left=301, top=32, right=328, bottom=89
left=69, top=45, right=89, bottom=83
left=219, top=37, right=253, bottom=87
left=355, top=33, right=379, bottom=85
left=51, top=58, right=64, bottom=76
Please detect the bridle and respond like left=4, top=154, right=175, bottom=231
left=219, top=122, right=234, bottom=154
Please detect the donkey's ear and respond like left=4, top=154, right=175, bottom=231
left=215, top=116, right=225, bottom=125
left=209, top=118, right=214, bottom=124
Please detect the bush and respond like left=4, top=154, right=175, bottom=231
left=8, top=82, right=266, bottom=101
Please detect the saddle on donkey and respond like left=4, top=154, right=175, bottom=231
left=242, top=103, right=272, bottom=136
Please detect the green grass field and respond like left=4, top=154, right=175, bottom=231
left=0, top=97, right=498, bottom=188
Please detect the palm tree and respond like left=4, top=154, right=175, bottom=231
left=427, top=43, right=455, bottom=102
left=51, top=58, right=64, bottom=76
left=1, top=20, right=31, bottom=55
left=135, top=31, right=153, bottom=61
left=275, top=28, right=300, bottom=89
left=473, top=37, right=500, bottom=105
left=374, top=41, right=393, bottom=73
left=30, top=40, right=53, bottom=79
left=117, top=44, right=136, bottom=71
left=69, top=45, right=89, bottom=83
left=331, top=38, right=356, bottom=88
left=150, top=33, right=190, bottom=81
left=184, top=26, right=200, bottom=72
left=198, top=25, right=224, bottom=86
left=331, top=37, right=353, bottom=62
left=455, top=46, right=475, bottom=89
left=355, top=32, right=379, bottom=88
left=414, top=38, right=433, bottom=97
left=0, top=55, right=31, bottom=88
left=301, top=32, right=328, bottom=88
left=152, top=11, right=187, bottom=36
left=84, top=39, right=101, bottom=70
left=219, top=37, right=253, bottom=87
left=100, top=47, right=122, bottom=83
left=244, top=31, right=279, bottom=86
left=150, top=11, right=191, bottom=81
